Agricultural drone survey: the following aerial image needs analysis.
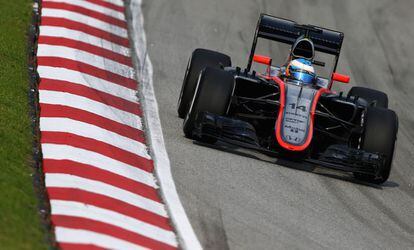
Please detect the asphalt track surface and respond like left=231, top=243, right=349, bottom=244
left=140, top=0, right=414, bottom=249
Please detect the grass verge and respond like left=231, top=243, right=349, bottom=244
left=0, top=0, right=48, bottom=249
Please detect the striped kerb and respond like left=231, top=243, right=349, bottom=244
left=37, top=0, right=178, bottom=249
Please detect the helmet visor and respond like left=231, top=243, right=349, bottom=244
left=291, top=70, right=315, bottom=84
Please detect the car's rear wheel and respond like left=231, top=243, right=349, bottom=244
left=183, top=67, right=234, bottom=141
left=348, top=86, right=388, bottom=108
left=354, top=106, right=398, bottom=184
left=178, top=48, right=231, bottom=118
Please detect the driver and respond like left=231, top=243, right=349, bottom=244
left=284, top=58, right=316, bottom=85
left=282, top=36, right=317, bottom=84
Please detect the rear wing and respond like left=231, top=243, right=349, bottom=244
left=247, top=14, right=344, bottom=72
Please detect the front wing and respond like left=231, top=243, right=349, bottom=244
left=192, top=112, right=385, bottom=178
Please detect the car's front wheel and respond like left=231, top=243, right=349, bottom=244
left=178, top=49, right=231, bottom=118
left=183, top=67, right=234, bottom=141
left=354, top=106, right=398, bottom=184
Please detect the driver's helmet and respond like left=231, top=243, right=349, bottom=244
left=285, top=58, right=316, bottom=84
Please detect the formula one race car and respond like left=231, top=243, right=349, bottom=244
left=177, top=14, right=398, bottom=184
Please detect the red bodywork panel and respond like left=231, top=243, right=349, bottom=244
left=253, top=54, right=272, bottom=65
left=332, top=72, right=350, bottom=83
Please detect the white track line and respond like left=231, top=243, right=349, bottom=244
left=128, top=1, right=203, bottom=249
left=37, top=66, right=137, bottom=102
left=42, top=144, right=157, bottom=188
left=39, top=26, right=130, bottom=56
left=42, top=8, right=128, bottom=38
left=43, top=0, right=126, bottom=21
left=52, top=200, right=178, bottom=247
left=37, top=44, right=135, bottom=79
left=40, top=117, right=150, bottom=159
left=55, top=227, right=148, bottom=250
left=46, top=173, right=167, bottom=217
left=39, top=90, right=142, bottom=129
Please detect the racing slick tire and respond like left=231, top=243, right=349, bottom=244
left=178, top=48, right=231, bottom=118
left=183, top=67, right=234, bottom=141
left=354, top=106, right=398, bottom=184
left=348, top=86, right=388, bottom=108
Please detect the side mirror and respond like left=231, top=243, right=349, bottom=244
left=253, top=54, right=272, bottom=66
left=332, top=72, right=350, bottom=83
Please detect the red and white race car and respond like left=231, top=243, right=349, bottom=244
left=177, top=14, right=398, bottom=184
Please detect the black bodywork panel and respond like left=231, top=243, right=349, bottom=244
left=246, top=14, right=344, bottom=84
left=257, top=15, right=344, bottom=55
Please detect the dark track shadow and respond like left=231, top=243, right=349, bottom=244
left=193, top=140, right=400, bottom=189
left=381, top=181, right=400, bottom=188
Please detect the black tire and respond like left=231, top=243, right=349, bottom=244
left=178, top=49, right=231, bottom=118
left=348, top=86, right=388, bottom=108
left=354, top=107, right=398, bottom=184
left=183, top=67, right=234, bottom=140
